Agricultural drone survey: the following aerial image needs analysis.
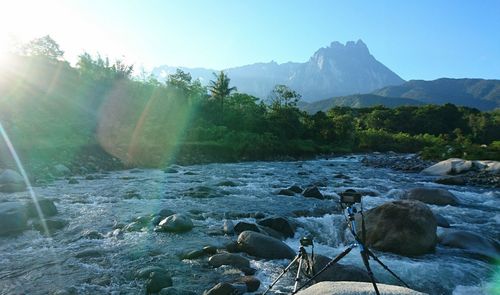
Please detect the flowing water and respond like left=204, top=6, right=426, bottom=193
left=0, top=155, right=498, bottom=294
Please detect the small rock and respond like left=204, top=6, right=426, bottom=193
left=216, top=180, right=238, bottom=187
left=32, top=217, right=68, bottom=233
left=439, top=229, right=500, bottom=260
left=288, top=185, right=303, bottom=193
left=182, top=249, right=205, bottom=260
left=155, top=214, right=194, bottom=233
left=25, top=198, right=58, bottom=218
left=203, top=246, right=217, bottom=255
left=234, top=222, right=260, bottom=234
left=435, top=176, right=466, bottom=186
left=433, top=213, right=451, bottom=228
left=0, top=169, right=26, bottom=192
left=0, top=201, right=28, bottom=236
left=236, top=276, right=260, bottom=292
left=208, top=253, right=250, bottom=269
left=203, top=282, right=240, bottom=295
left=277, top=189, right=295, bottom=196
left=81, top=230, right=105, bottom=239
left=403, top=187, right=460, bottom=206
left=164, top=168, right=178, bottom=174
left=75, top=249, right=103, bottom=258
left=303, top=186, right=324, bottom=199
left=237, top=231, right=295, bottom=259
left=223, top=220, right=235, bottom=234
left=257, top=216, right=295, bottom=238
left=52, top=164, right=71, bottom=177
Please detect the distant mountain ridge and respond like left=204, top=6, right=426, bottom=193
left=152, top=40, right=405, bottom=102
left=300, top=78, right=500, bottom=113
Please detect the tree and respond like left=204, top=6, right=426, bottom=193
left=208, top=71, right=237, bottom=124
left=166, top=69, right=192, bottom=91
left=268, top=84, right=301, bottom=111
left=22, top=35, right=64, bottom=59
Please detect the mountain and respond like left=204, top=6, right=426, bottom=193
left=300, top=94, right=425, bottom=113
left=151, top=40, right=405, bottom=102
left=373, top=78, right=500, bottom=110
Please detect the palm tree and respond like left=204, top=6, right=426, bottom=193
left=208, top=71, right=237, bottom=124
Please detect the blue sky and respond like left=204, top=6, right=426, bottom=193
left=1, top=0, right=499, bottom=80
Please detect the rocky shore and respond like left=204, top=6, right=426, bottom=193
left=362, top=153, right=500, bottom=188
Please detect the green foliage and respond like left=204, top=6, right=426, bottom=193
left=268, top=84, right=301, bottom=111
left=21, top=35, right=64, bottom=59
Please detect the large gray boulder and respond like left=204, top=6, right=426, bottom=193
left=421, top=158, right=473, bottom=176
left=296, top=281, right=426, bottom=295
left=356, top=200, right=437, bottom=256
left=402, top=187, right=460, bottom=206
left=155, top=214, right=193, bottom=233
left=237, top=231, right=295, bottom=259
left=0, top=201, right=28, bottom=236
left=438, top=229, right=500, bottom=260
left=0, top=169, right=26, bottom=193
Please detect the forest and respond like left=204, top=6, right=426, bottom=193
left=1, top=36, right=499, bottom=170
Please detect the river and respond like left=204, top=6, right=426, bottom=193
left=0, top=155, right=498, bottom=294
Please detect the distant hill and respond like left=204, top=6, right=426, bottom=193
left=152, top=40, right=405, bottom=102
left=301, top=94, right=424, bottom=114
left=373, top=78, right=500, bottom=110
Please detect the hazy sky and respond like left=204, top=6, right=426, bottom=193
left=1, top=0, right=499, bottom=80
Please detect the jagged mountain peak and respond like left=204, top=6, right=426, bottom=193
left=152, top=40, right=405, bottom=101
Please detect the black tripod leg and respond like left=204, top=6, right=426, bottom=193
left=360, top=249, right=380, bottom=295
left=263, top=254, right=301, bottom=295
left=292, top=244, right=356, bottom=294
left=366, top=248, right=410, bottom=288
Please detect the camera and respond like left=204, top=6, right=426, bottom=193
left=339, top=189, right=362, bottom=205
left=300, top=236, right=313, bottom=247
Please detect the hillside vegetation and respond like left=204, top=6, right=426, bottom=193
left=0, top=37, right=499, bottom=175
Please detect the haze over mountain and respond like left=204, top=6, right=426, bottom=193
left=152, top=40, right=405, bottom=102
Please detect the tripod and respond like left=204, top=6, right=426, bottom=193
left=292, top=203, right=409, bottom=295
left=263, top=244, right=314, bottom=294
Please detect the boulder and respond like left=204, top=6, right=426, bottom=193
left=208, top=253, right=250, bottom=269
left=25, top=198, right=58, bottom=218
left=303, top=186, right=324, bottom=199
left=203, top=282, right=240, bottom=295
left=356, top=200, right=437, bottom=256
left=223, top=220, right=235, bottom=234
left=438, top=230, right=500, bottom=260
left=257, top=216, right=295, bottom=238
left=296, top=281, right=426, bottom=295
left=0, top=201, right=28, bottom=236
left=402, top=187, right=460, bottom=206
left=237, top=231, right=295, bottom=259
left=479, top=160, right=500, bottom=174
left=0, top=169, right=26, bottom=192
left=155, top=214, right=194, bottom=233
left=307, top=254, right=371, bottom=283
left=421, top=158, right=473, bottom=176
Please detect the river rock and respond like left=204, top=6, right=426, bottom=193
left=303, top=186, right=324, bottom=199
left=0, top=169, right=26, bottom=192
left=216, top=180, right=238, bottom=187
left=159, top=287, right=196, bottom=295
left=438, top=229, right=500, bottom=260
left=278, top=189, right=295, bottom=196
left=307, top=254, right=371, bottom=283
left=203, top=282, right=241, bottom=295
left=208, top=253, right=250, bottom=269
left=164, top=168, right=178, bottom=173
left=32, top=217, right=68, bottom=234
left=479, top=160, right=500, bottom=174
left=402, top=187, right=460, bottom=206
left=223, top=220, right=235, bottom=234
left=237, top=231, right=295, bottom=259
left=257, top=216, right=295, bottom=238
left=146, top=270, right=173, bottom=294
left=435, top=176, right=466, bottom=186
left=433, top=213, right=451, bottom=228
left=356, top=200, right=437, bottom=256
left=236, top=276, right=260, bottom=292
left=25, top=198, right=58, bottom=218
left=421, top=158, right=474, bottom=176
left=0, top=201, right=28, bottom=236
left=296, top=281, right=426, bottom=295
left=288, top=185, right=304, bottom=193
left=155, top=214, right=194, bottom=233
left=234, top=221, right=260, bottom=234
